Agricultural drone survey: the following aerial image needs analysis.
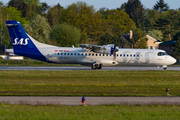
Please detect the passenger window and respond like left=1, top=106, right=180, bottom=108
left=96, top=54, right=98, bottom=56
left=85, top=53, right=87, bottom=56
left=92, top=54, right=94, bottom=56
left=81, top=53, right=83, bottom=56
left=137, top=55, right=139, bottom=57
left=134, top=54, right=136, bottom=57
left=89, top=53, right=91, bottom=56
left=120, top=54, right=122, bottom=57
left=117, top=54, right=118, bottom=56
left=127, top=54, right=129, bottom=57
left=99, top=54, right=101, bottom=56
left=64, top=53, right=66, bottom=55
left=74, top=53, right=76, bottom=56
left=58, top=53, right=60, bottom=55
left=103, top=54, right=105, bottom=56
left=61, top=53, right=63, bottom=55
left=124, top=54, right=125, bottom=57
left=67, top=53, right=69, bottom=55
left=130, top=54, right=132, bottom=57
left=106, top=54, right=108, bottom=56
left=71, top=53, right=73, bottom=55
left=78, top=53, right=80, bottom=56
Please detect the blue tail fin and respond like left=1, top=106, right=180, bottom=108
left=6, top=20, right=47, bottom=61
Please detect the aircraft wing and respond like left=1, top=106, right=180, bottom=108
left=79, top=44, right=118, bottom=55
left=79, top=44, right=104, bottom=52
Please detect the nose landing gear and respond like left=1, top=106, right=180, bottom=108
left=163, top=65, right=167, bottom=70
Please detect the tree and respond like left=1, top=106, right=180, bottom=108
left=154, top=10, right=179, bottom=41
left=174, top=31, right=180, bottom=40
left=8, top=0, right=42, bottom=20
left=3, top=6, right=28, bottom=24
left=148, top=29, right=163, bottom=41
left=0, top=2, right=3, bottom=6
left=131, top=29, right=147, bottom=48
left=0, top=6, right=28, bottom=47
left=46, top=3, right=63, bottom=27
left=117, top=2, right=126, bottom=11
left=99, top=9, right=137, bottom=39
left=174, top=36, right=180, bottom=59
left=41, top=2, right=49, bottom=16
left=98, top=33, right=115, bottom=45
left=153, top=0, right=169, bottom=13
left=61, top=2, right=104, bottom=43
left=125, top=0, right=145, bottom=29
left=145, top=9, right=161, bottom=31
left=0, top=3, right=5, bottom=46
left=136, top=37, right=147, bottom=49
left=24, top=15, right=51, bottom=43
left=50, top=24, right=81, bottom=47
left=8, top=0, right=28, bottom=17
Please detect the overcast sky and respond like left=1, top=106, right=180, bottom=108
left=1, top=0, right=180, bottom=10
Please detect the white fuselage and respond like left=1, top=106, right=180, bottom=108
left=37, top=47, right=176, bottom=67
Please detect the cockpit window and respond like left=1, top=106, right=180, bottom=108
left=157, top=52, right=168, bottom=56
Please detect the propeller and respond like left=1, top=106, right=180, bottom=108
left=113, top=39, right=118, bottom=61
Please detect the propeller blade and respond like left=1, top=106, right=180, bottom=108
left=113, top=52, right=116, bottom=61
left=113, top=39, right=117, bottom=50
left=113, top=39, right=117, bottom=61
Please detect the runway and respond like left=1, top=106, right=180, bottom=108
left=1, top=96, right=180, bottom=105
left=0, top=66, right=179, bottom=71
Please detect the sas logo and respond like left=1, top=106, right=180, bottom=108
left=12, top=38, right=29, bottom=45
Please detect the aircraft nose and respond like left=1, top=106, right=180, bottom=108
left=171, top=57, right=177, bottom=64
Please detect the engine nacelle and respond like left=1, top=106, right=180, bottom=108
left=100, top=60, right=118, bottom=67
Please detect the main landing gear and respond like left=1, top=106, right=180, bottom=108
left=91, top=64, right=102, bottom=70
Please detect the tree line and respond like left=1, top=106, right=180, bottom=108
left=0, top=0, right=180, bottom=52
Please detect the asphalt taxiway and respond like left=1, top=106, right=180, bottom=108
left=0, top=96, right=180, bottom=105
left=0, top=66, right=179, bottom=71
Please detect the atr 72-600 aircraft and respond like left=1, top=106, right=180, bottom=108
left=6, top=20, right=176, bottom=70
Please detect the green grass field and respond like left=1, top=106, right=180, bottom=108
left=0, top=103, right=180, bottom=120
left=0, top=70, right=180, bottom=96
left=0, top=59, right=81, bottom=66
left=0, top=70, right=180, bottom=119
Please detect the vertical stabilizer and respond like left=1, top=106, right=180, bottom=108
left=6, top=20, right=47, bottom=61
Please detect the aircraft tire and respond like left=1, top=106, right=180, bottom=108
left=97, top=64, right=102, bottom=69
left=91, top=64, right=97, bottom=70
left=163, top=67, right=167, bottom=70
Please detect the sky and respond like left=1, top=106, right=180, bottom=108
left=1, top=0, right=180, bottom=10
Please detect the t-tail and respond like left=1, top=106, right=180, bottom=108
left=6, top=20, right=53, bottom=62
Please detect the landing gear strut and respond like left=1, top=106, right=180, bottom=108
left=91, top=64, right=102, bottom=70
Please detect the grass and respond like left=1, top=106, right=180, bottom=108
left=0, top=59, right=81, bottom=66
left=0, top=70, right=180, bottom=96
left=0, top=70, right=179, bottom=119
left=0, top=103, right=180, bottom=120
